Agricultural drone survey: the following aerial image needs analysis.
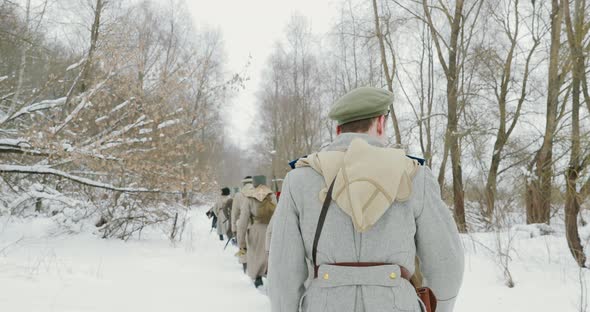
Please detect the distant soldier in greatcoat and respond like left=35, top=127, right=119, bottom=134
left=232, top=176, right=254, bottom=272
left=212, top=187, right=232, bottom=241
left=237, top=176, right=277, bottom=288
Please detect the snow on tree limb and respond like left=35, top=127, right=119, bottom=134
left=52, top=75, right=112, bottom=135
left=1, top=97, right=67, bottom=124
left=95, top=98, right=134, bottom=124
left=84, top=115, right=147, bottom=150
left=0, top=164, right=159, bottom=193
left=157, top=119, right=180, bottom=129
left=111, top=98, right=133, bottom=114
left=0, top=138, right=32, bottom=148
left=66, top=57, right=87, bottom=72
left=7, top=183, right=80, bottom=212
left=0, top=139, right=48, bottom=156
left=1, top=92, right=15, bottom=103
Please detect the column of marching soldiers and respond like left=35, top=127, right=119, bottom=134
left=206, top=175, right=277, bottom=289
left=202, top=87, right=464, bottom=312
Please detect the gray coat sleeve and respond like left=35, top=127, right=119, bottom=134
left=268, top=173, right=308, bottom=312
left=415, top=168, right=464, bottom=312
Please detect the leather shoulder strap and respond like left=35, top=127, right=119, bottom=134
left=312, top=179, right=336, bottom=273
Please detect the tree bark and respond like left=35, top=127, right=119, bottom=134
left=64, top=0, right=104, bottom=111
left=527, top=0, right=562, bottom=224
left=484, top=0, right=539, bottom=221
left=562, top=0, right=587, bottom=268
left=9, top=0, right=30, bottom=116
left=442, top=0, right=467, bottom=232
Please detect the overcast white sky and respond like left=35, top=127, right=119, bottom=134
left=187, top=0, right=339, bottom=149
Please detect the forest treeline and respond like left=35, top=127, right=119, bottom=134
left=254, top=0, right=590, bottom=268
left=0, top=0, right=588, bottom=267
left=0, top=0, right=242, bottom=240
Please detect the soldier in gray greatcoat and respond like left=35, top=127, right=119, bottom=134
left=212, top=187, right=232, bottom=241
left=237, top=177, right=277, bottom=288
left=268, top=87, right=464, bottom=312
left=232, top=176, right=254, bottom=272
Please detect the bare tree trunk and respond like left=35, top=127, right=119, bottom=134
left=437, top=140, right=449, bottom=193
left=371, top=0, right=402, bottom=145
left=485, top=145, right=503, bottom=219
left=7, top=0, right=31, bottom=117
left=527, top=0, right=562, bottom=225
left=484, top=0, right=539, bottom=221
left=421, top=0, right=472, bottom=230
left=423, top=0, right=466, bottom=232
left=64, top=0, right=104, bottom=112
left=81, top=0, right=104, bottom=92
left=562, top=0, right=587, bottom=268
left=417, top=21, right=434, bottom=167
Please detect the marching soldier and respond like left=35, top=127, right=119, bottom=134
left=212, top=187, right=232, bottom=241
left=268, top=87, right=464, bottom=312
left=232, top=176, right=254, bottom=272
left=237, top=176, right=277, bottom=288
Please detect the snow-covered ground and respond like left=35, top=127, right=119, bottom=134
left=0, top=205, right=588, bottom=312
left=0, top=206, right=269, bottom=312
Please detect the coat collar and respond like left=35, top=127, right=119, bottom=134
left=324, top=133, right=386, bottom=151
left=296, top=136, right=418, bottom=232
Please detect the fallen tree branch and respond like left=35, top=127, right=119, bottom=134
left=0, top=237, right=24, bottom=256
left=2, top=97, right=67, bottom=124
left=0, top=164, right=160, bottom=193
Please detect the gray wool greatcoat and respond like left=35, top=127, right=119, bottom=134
left=231, top=190, right=246, bottom=234
left=268, top=133, right=464, bottom=312
left=213, top=195, right=231, bottom=237
left=237, top=193, right=277, bottom=280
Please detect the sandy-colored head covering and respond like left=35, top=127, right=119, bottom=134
left=240, top=183, right=254, bottom=195
left=297, top=138, right=418, bottom=232
left=243, top=184, right=273, bottom=202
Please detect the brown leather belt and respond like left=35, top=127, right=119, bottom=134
left=313, top=262, right=412, bottom=283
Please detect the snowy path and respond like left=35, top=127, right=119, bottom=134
left=0, top=206, right=269, bottom=312
left=0, top=206, right=588, bottom=311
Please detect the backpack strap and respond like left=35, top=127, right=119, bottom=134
left=312, top=179, right=336, bottom=278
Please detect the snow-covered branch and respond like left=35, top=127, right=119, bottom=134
left=0, top=164, right=158, bottom=193
left=7, top=183, right=80, bottom=212
left=52, top=76, right=111, bottom=135
left=0, top=138, right=31, bottom=149
left=66, top=57, right=87, bottom=72
left=1, top=97, right=67, bottom=124
left=95, top=98, right=134, bottom=124
left=0, top=138, right=48, bottom=156
left=157, top=119, right=180, bottom=130
left=84, top=115, right=147, bottom=150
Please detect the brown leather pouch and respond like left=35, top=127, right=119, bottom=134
left=416, top=287, right=437, bottom=312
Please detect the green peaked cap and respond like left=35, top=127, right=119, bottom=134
left=329, top=87, right=392, bottom=125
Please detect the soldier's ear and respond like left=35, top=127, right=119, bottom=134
left=377, top=115, right=385, bottom=136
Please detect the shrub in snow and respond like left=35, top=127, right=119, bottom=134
left=95, top=193, right=189, bottom=241
left=510, top=223, right=555, bottom=239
